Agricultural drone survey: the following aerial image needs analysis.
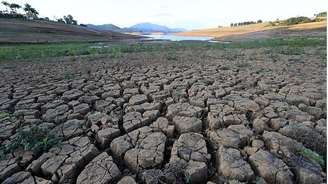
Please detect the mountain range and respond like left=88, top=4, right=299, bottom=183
left=86, top=24, right=122, bottom=32
left=87, top=22, right=187, bottom=33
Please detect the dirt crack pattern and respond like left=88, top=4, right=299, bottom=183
left=0, top=48, right=326, bottom=184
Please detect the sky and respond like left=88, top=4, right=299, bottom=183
left=2, top=0, right=326, bottom=30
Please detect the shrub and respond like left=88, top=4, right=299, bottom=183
left=286, top=16, right=312, bottom=25
left=0, top=12, right=25, bottom=19
left=316, top=12, right=327, bottom=18
left=0, top=126, right=61, bottom=160
left=0, top=111, right=10, bottom=119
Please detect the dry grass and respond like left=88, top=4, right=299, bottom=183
left=288, top=21, right=327, bottom=30
left=175, top=23, right=279, bottom=38
left=176, top=21, right=327, bottom=38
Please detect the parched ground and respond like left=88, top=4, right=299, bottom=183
left=0, top=18, right=139, bottom=43
left=0, top=43, right=326, bottom=184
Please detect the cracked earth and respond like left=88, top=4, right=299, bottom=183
left=0, top=46, right=326, bottom=184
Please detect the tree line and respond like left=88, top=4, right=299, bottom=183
left=269, top=12, right=326, bottom=26
left=230, top=20, right=262, bottom=27
left=0, top=1, right=78, bottom=25
left=229, top=12, right=326, bottom=27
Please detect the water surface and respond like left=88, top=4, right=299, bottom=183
left=143, top=34, right=214, bottom=41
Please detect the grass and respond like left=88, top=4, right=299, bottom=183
left=0, top=126, right=61, bottom=160
left=0, top=111, right=10, bottom=119
left=299, top=148, right=325, bottom=168
left=175, top=22, right=277, bottom=38
left=0, top=36, right=325, bottom=61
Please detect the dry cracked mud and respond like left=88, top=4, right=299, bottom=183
left=0, top=46, right=326, bottom=184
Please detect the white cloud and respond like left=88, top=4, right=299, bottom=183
left=2, top=0, right=326, bottom=29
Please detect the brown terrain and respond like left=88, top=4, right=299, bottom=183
left=176, top=21, right=327, bottom=41
left=0, top=19, right=326, bottom=184
left=0, top=18, right=138, bottom=43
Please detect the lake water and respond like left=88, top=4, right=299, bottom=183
left=142, top=34, right=214, bottom=41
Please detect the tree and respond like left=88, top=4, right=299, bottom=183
left=286, top=16, right=311, bottom=25
left=9, top=3, right=21, bottom=14
left=315, top=12, right=327, bottom=17
left=257, top=19, right=263, bottom=24
left=63, top=15, right=77, bottom=25
left=57, top=18, right=65, bottom=23
left=23, top=3, right=39, bottom=19
left=230, top=23, right=233, bottom=27
left=1, top=1, right=9, bottom=13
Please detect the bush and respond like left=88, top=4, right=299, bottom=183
left=0, top=126, right=61, bottom=160
left=0, top=111, right=10, bottom=119
left=286, top=16, right=312, bottom=25
left=0, top=12, right=25, bottom=19
left=316, top=12, right=327, bottom=18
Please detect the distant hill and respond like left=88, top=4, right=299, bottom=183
left=87, top=22, right=187, bottom=33
left=0, top=18, right=138, bottom=43
left=127, top=23, right=186, bottom=33
left=86, top=24, right=122, bottom=32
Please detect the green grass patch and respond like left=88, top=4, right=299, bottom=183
left=0, top=36, right=325, bottom=61
left=299, top=148, right=325, bottom=168
left=0, top=126, right=61, bottom=160
left=0, top=111, right=10, bottom=119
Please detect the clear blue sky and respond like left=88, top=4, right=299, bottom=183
left=3, top=0, right=327, bottom=29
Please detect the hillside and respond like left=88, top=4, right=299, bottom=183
left=176, top=21, right=327, bottom=39
left=0, top=18, right=138, bottom=43
left=86, top=24, right=122, bottom=32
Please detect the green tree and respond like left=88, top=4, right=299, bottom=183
left=286, top=16, right=311, bottom=25
left=9, top=3, right=21, bottom=14
left=63, top=14, right=77, bottom=25
left=23, top=3, right=39, bottom=19
left=1, top=1, right=10, bottom=13
left=315, top=12, right=327, bottom=17
left=57, top=18, right=65, bottom=23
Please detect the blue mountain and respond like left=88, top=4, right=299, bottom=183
left=127, top=22, right=186, bottom=33
left=87, top=22, right=187, bottom=33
